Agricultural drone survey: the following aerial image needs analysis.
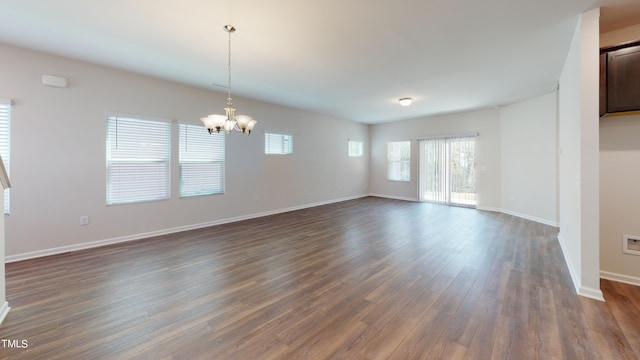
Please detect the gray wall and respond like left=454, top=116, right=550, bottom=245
left=369, top=93, right=559, bottom=228
left=369, top=108, right=502, bottom=208
left=500, top=93, right=558, bottom=226
left=0, top=43, right=370, bottom=259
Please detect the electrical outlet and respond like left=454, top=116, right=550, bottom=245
left=80, top=216, right=89, bottom=226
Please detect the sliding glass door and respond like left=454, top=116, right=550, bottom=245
left=419, top=135, right=476, bottom=207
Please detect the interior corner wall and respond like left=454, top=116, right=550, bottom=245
left=368, top=109, right=501, bottom=208
left=558, top=8, right=603, bottom=300
left=0, top=43, right=370, bottom=260
left=600, top=115, right=640, bottom=284
left=499, top=93, right=558, bottom=226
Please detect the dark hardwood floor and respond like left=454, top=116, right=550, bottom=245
left=1, top=197, right=638, bottom=359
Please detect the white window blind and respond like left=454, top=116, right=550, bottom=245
left=0, top=99, right=10, bottom=214
left=179, top=123, right=225, bottom=197
left=106, top=115, right=171, bottom=205
left=387, top=141, right=411, bottom=181
left=418, top=134, right=476, bottom=206
left=348, top=140, right=363, bottom=157
left=265, top=133, right=293, bottom=155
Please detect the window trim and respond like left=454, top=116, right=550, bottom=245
left=387, top=140, right=411, bottom=182
left=265, top=132, right=293, bottom=155
left=348, top=140, right=363, bottom=157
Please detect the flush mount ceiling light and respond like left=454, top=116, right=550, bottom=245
left=398, top=97, right=412, bottom=106
left=201, top=25, right=257, bottom=135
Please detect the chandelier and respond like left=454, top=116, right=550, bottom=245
left=201, top=25, right=257, bottom=135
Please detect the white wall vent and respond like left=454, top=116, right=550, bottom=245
left=41, top=74, right=67, bottom=88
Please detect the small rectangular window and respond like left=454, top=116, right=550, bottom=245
left=348, top=140, right=363, bottom=157
left=179, top=123, right=225, bottom=197
left=106, top=115, right=171, bottom=205
left=0, top=99, right=10, bottom=214
left=387, top=141, right=411, bottom=182
left=265, top=133, right=293, bottom=155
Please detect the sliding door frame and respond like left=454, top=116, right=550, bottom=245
left=418, top=133, right=477, bottom=208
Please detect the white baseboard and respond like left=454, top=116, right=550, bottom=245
left=0, top=301, right=9, bottom=325
left=354, top=198, right=559, bottom=228
left=601, top=271, right=640, bottom=287
left=557, top=233, right=581, bottom=293
left=368, top=193, right=418, bottom=202
left=4, top=194, right=615, bottom=304
left=557, top=233, right=605, bottom=301
left=6, top=194, right=369, bottom=263
left=475, top=206, right=501, bottom=213
left=578, top=286, right=605, bottom=302
left=476, top=206, right=559, bottom=227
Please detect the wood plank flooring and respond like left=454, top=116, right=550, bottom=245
left=1, top=197, right=639, bottom=359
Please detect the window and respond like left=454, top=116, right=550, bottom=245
left=387, top=141, right=411, bottom=181
left=179, top=123, right=225, bottom=197
left=0, top=99, right=10, bottom=214
left=419, top=135, right=476, bottom=206
left=348, top=140, right=363, bottom=157
left=106, top=115, right=171, bottom=205
left=265, top=133, right=293, bottom=155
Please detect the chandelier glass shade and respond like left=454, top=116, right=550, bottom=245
left=201, top=25, right=257, bottom=135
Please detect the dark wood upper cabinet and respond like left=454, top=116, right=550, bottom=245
left=600, top=41, right=640, bottom=116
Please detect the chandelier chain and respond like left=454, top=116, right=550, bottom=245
left=227, top=28, right=232, bottom=105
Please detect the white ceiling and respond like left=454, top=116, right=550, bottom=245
left=0, top=0, right=637, bottom=124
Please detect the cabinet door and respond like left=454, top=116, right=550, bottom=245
left=607, top=45, right=640, bottom=113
